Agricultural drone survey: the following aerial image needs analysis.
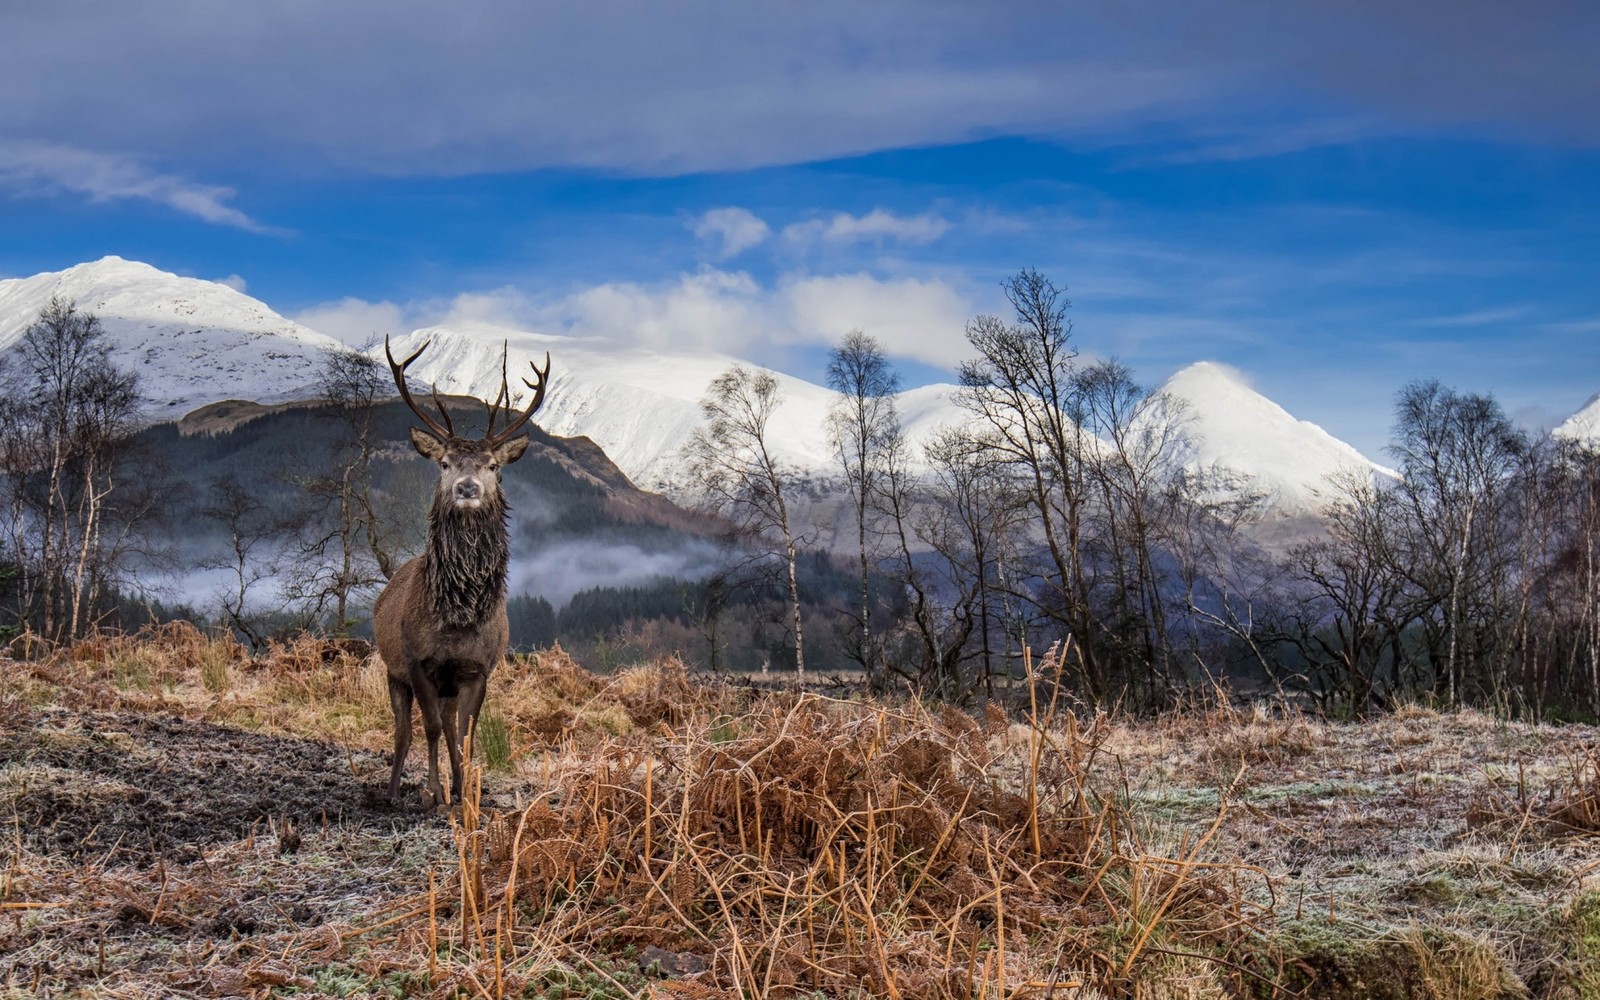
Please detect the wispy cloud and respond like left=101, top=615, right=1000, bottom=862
left=1540, top=317, right=1600, bottom=336
left=690, top=207, right=771, bottom=259
left=1153, top=116, right=1389, bottom=165
left=0, top=141, right=273, bottom=232
left=782, top=209, right=949, bottom=247
left=1408, top=305, right=1535, bottom=328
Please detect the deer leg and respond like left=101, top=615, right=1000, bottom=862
left=441, top=694, right=463, bottom=806
left=459, top=676, right=489, bottom=764
left=415, top=681, right=446, bottom=809
left=454, top=676, right=490, bottom=791
left=386, top=677, right=415, bottom=802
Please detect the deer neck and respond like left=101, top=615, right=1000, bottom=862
left=422, top=496, right=510, bottom=631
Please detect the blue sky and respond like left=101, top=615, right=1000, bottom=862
left=2, top=0, right=1597, bottom=458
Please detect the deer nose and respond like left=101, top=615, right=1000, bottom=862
left=454, top=478, right=481, bottom=500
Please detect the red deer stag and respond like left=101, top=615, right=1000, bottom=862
left=376, top=336, right=550, bottom=807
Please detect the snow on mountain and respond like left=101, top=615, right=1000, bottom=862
left=0, top=257, right=344, bottom=415
left=0, top=258, right=1396, bottom=524
left=1554, top=392, right=1600, bottom=445
left=375, top=324, right=966, bottom=494
left=1144, top=362, right=1393, bottom=516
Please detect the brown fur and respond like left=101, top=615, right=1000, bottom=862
left=375, top=336, right=547, bottom=806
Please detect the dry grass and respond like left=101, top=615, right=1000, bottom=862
left=4, top=627, right=1600, bottom=997
left=426, top=666, right=1269, bottom=997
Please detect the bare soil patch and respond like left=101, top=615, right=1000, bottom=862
left=3, top=707, right=429, bottom=865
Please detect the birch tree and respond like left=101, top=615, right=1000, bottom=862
left=825, top=330, right=901, bottom=688
left=0, top=297, right=140, bottom=639
left=1390, top=381, right=1524, bottom=705
left=686, top=364, right=806, bottom=677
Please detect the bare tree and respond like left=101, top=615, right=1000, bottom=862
left=1276, top=471, right=1411, bottom=710
left=685, top=364, right=806, bottom=677
left=1519, top=439, right=1600, bottom=713
left=285, top=343, right=407, bottom=633
left=956, top=270, right=1106, bottom=694
left=200, top=473, right=288, bottom=649
left=1074, top=359, right=1187, bottom=696
left=920, top=427, right=1025, bottom=698
left=0, top=297, right=141, bottom=639
left=1559, top=443, right=1600, bottom=713
left=1390, top=381, right=1525, bottom=705
left=825, top=330, right=901, bottom=688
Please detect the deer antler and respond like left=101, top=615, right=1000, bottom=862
left=484, top=341, right=512, bottom=438
left=384, top=335, right=455, bottom=440
left=485, top=350, right=552, bottom=447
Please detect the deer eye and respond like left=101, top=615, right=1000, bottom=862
left=488, top=463, right=499, bottom=473
left=440, top=461, right=451, bottom=470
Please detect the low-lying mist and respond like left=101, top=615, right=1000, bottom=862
left=509, top=538, right=724, bottom=609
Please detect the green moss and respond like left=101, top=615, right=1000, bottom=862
left=521, top=961, right=649, bottom=1000
left=1536, top=890, right=1600, bottom=998
left=309, top=963, right=376, bottom=996
left=1249, top=922, right=1472, bottom=999
left=1398, top=872, right=1468, bottom=906
left=1244, top=921, right=1526, bottom=1000
left=1253, top=919, right=1425, bottom=1000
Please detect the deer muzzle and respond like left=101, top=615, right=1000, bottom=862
left=453, top=478, right=484, bottom=508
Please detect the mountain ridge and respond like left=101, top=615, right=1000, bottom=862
left=0, top=256, right=344, bottom=415
left=0, top=257, right=1496, bottom=523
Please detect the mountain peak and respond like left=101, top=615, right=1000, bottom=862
left=1554, top=391, right=1600, bottom=445
left=1148, top=361, right=1391, bottom=516
left=1168, top=359, right=1254, bottom=388
left=0, top=257, right=343, bottom=413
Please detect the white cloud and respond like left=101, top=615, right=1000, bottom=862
left=293, top=297, right=411, bottom=346
left=782, top=209, right=950, bottom=247
left=299, top=267, right=974, bottom=369
left=545, top=268, right=973, bottom=366
left=439, top=287, right=535, bottom=328
left=691, top=207, right=770, bottom=259
left=779, top=273, right=971, bottom=366
left=215, top=273, right=248, bottom=293
left=294, top=287, right=537, bottom=346
left=0, top=141, right=273, bottom=232
left=548, top=270, right=767, bottom=353
left=1153, top=116, right=1388, bottom=164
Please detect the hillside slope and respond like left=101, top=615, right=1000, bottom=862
left=0, top=257, right=343, bottom=416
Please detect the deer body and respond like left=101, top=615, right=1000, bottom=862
left=376, top=338, right=548, bottom=807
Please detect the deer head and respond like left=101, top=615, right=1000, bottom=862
left=384, top=335, right=550, bottom=511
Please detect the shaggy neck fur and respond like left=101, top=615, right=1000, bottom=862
left=422, top=494, right=510, bottom=631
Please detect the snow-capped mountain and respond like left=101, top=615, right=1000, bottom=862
left=1554, top=392, right=1600, bottom=445
left=375, top=324, right=964, bottom=494
left=0, top=257, right=344, bottom=415
left=0, top=259, right=1410, bottom=523
left=1143, top=362, right=1396, bottom=515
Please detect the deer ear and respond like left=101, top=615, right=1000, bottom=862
left=492, top=435, right=530, bottom=466
left=410, top=426, right=447, bottom=461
